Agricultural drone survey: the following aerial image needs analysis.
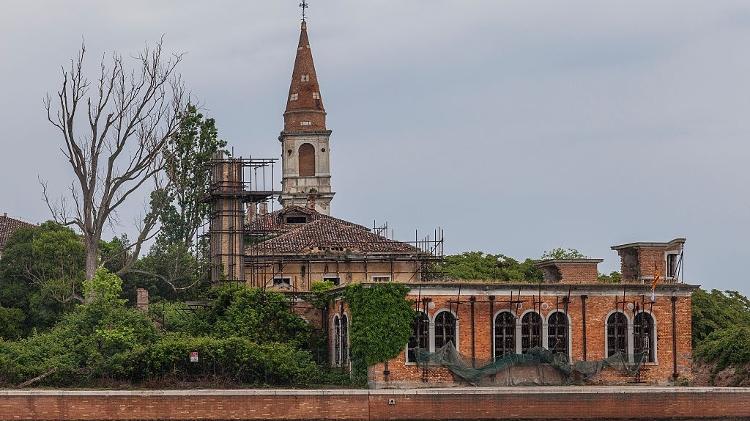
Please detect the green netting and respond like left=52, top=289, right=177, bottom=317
left=415, top=343, right=646, bottom=386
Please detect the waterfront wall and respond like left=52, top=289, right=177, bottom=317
left=1, top=387, right=749, bottom=420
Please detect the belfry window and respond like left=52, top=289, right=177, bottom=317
left=299, top=143, right=315, bottom=176
left=494, top=312, right=516, bottom=358
left=607, top=312, right=628, bottom=357
left=634, top=312, right=655, bottom=363
left=434, top=311, right=456, bottom=349
left=407, top=312, right=430, bottom=363
left=547, top=312, right=569, bottom=358
left=521, top=312, right=542, bottom=353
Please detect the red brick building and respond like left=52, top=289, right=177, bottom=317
left=208, top=19, right=698, bottom=388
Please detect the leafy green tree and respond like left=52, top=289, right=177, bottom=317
left=0, top=222, right=85, bottom=333
left=598, top=271, right=622, bottom=283
left=159, top=104, right=227, bottom=248
left=439, top=252, right=542, bottom=281
left=692, top=289, right=750, bottom=346
left=541, top=248, right=586, bottom=259
left=0, top=307, right=24, bottom=340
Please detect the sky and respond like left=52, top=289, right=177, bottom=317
left=1, top=1, right=749, bottom=293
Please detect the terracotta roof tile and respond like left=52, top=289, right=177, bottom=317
left=247, top=208, right=422, bottom=257
left=0, top=214, right=35, bottom=252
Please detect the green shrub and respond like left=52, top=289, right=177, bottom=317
left=143, top=334, right=320, bottom=385
left=695, top=326, right=750, bottom=371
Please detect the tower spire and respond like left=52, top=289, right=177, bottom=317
left=283, top=17, right=326, bottom=133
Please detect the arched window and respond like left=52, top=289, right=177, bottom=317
left=333, top=315, right=341, bottom=367
left=434, top=311, right=456, bottom=349
left=341, top=314, right=349, bottom=367
left=634, top=312, right=655, bottom=363
left=298, top=143, right=315, bottom=176
left=607, top=312, right=628, bottom=357
left=407, top=312, right=430, bottom=363
left=521, top=312, right=542, bottom=353
left=547, top=312, right=569, bottom=358
left=494, top=312, right=516, bottom=358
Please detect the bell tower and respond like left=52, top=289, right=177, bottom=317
left=279, top=18, right=335, bottom=215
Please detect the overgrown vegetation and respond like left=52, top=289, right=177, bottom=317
left=438, top=252, right=543, bottom=281
left=0, top=270, right=324, bottom=387
left=691, top=289, right=750, bottom=384
left=345, top=283, right=414, bottom=382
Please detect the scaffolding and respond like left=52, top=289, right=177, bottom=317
left=205, top=152, right=280, bottom=284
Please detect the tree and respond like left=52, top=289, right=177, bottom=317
left=159, top=104, right=227, bottom=248
left=541, top=248, right=586, bottom=259
left=0, top=222, right=85, bottom=303
left=43, top=40, right=185, bottom=280
left=598, top=271, right=622, bottom=283
left=439, top=252, right=542, bottom=281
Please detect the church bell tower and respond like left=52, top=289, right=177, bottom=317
left=279, top=18, right=335, bottom=215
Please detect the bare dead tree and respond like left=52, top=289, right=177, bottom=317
left=43, top=40, right=185, bottom=280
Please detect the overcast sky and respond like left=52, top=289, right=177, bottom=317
left=1, top=1, right=749, bottom=293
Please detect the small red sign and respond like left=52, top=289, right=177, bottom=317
left=190, top=351, right=199, bottom=363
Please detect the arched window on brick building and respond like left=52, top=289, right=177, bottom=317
left=299, top=143, right=315, bottom=176
left=547, top=312, right=569, bottom=358
left=406, top=312, right=430, bottom=363
left=434, top=311, right=456, bottom=349
left=341, top=314, right=349, bottom=367
left=607, top=312, right=628, bottom=357
left=633, top=312, right=655, bottom=363
left=521, top=312, right=542, bottom=353
left=494, top=311, right=516, bottom=358
left=333, top=315, right=341, bottom=367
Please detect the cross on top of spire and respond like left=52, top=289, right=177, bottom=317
left=299, top=0, right=309, bottom=21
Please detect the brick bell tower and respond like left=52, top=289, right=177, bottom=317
left=279, top=18, right=335, bottom=215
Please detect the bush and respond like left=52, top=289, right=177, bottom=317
left=142, top=334, right=320, bottom=385
left=695, top=326, right=750, bottom=371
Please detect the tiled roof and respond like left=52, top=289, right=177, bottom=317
left=247, top=208, right=422, bottom=257
left=246, top=205, right=364, bottom=234
left=0, top=214, right=34, bottom=252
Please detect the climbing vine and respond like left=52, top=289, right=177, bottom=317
left=344, top=283, right=414, bottom=375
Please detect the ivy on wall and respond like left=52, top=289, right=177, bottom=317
left=344, top=283, right=414, bottom=375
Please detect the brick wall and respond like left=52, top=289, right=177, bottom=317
left=371, top=287, right=693, bottom=387
left=1, top=388, right=748, bottom=420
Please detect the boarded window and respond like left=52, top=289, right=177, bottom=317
left=299, top=143, right=315, bottom=176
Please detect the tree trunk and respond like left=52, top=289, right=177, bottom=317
left=85, top=236, right=99, bottom=281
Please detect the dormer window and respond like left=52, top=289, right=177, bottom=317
left=290, top=93, right=298, bottom=101
left=312, top=92, right=320, bottom=99
left=301, top=74, right=310, bottom=82
left=285, top=216, right=308, bottom=224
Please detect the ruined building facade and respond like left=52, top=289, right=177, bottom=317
left=207, top=19, right=697, bottom=387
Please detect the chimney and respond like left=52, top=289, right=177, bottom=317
left=246, top=203, right=257, bottom=224
left=259, top=202, right=268, bottom=215
left=136, top=288, right=149, bottom=313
